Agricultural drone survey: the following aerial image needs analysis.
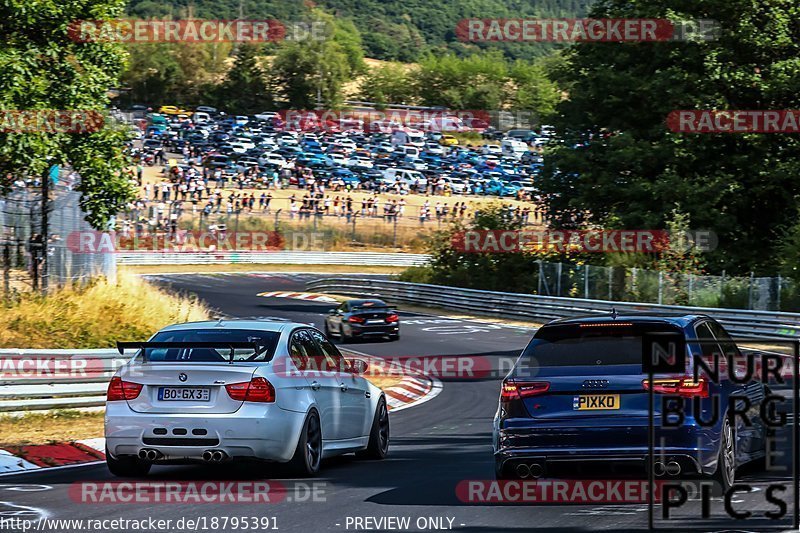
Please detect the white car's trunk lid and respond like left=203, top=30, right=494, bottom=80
left=119, top=363, right=258, bottom=414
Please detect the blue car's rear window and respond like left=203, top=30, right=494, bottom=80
left=521, top=323, right=685, bottom=368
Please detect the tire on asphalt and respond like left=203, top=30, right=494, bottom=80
left=106, top=448, right=152, bottom=478
left=494, top=460, right=512, bottom=480
left=356, top=397, right=389, bottom=460
left=287, top=410, right=322, bottom=477
left=712, top=415, right=736, bottom=494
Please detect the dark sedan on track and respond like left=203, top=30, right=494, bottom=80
left=324, top=299, right=400, bottom=342
left=494, top=314, right=771, bottom=490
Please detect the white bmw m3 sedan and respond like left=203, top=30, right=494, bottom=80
left=105, top=320, right=389, bottom=477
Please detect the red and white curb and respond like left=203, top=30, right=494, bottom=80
left=0, top=438, right=105, bottom=474
left=384, top=375, right=442, bottom=412
left=257, top=291, right=338, bottom=303
left=349, top=352, right=442, bottom=413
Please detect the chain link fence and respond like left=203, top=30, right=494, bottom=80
left=0, top=171, right=115, bottom=297
left=536, top=261, right=798, bottom=312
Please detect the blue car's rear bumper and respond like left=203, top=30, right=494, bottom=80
left=494, top=417, right=720, bottom=476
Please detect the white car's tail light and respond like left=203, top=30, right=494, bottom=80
left=225, top=377, right=276, bottom=403
left=107, top=376, right=143, bottom=401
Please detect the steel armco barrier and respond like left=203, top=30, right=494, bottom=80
left=0, top=349, right=126, bottom=413
left=305, top=278, right=800, bottom=340
left=116, top=251, right=431, bottom=266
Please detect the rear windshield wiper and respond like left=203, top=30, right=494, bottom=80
left=117, top=342, right=261, bottom=364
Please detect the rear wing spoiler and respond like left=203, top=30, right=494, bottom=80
left=117, top=342, right=262, bottom=363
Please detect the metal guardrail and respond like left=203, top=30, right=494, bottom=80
left=305, top=278, right=800, bottom=339
left=116, top=251, right=431, bottom=267
left=0, top=349, right=125, bottom=412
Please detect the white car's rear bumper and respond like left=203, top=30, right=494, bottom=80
left=105, top=401, right=306, bottom=463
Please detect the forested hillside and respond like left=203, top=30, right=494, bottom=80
left=126, top=0, right=593, bottom=60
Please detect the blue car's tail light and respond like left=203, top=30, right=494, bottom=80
left=642, top=377, right=708, bottom=398
left=501, top=379, right=550, bottom=400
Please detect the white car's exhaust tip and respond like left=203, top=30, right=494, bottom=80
left=138, top=449, right=162, bottom=461
left=202, top=450, right=228, bottom=463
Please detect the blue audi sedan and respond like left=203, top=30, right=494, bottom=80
left=493, top=314, right=772, bottom=490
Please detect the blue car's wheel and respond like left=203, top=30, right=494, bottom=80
left=712, top=416, right=735, bottom=492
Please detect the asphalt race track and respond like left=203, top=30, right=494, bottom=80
left=1, top=273, right=795, bottom=532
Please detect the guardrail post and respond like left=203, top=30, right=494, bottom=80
left=537, top=260, right=545, bottom=295
left=556, top=262, right=562, bottom=297
left=584, top=264, right=589, bottom=299
left=2, top=242, right=9, bottom=304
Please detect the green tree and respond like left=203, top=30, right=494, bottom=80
left=400, top=203, right=547, bottom=293
left=0, top=0, right=134, bottom=228
left=508, top=60, right=561, bottom=118
left=270, top=15, right=351, bottom=109
left=123, top=42, right=231, bottom=106
left=414, top=52, right=508, bottom=109
left=215, top=44, right=271, bottom=114
left=538, top=0, right=800, bottom=275
left=654, top=208, right=706, bottom=305
left=359, top=63, right=416, bottom=105
left=777, top=221, right=800, bottom=283
left=330, top=16, right=366, bottom=77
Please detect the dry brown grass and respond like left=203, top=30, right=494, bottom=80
left=0, top=273, right=210, bottom=349
left=0, top=410, right=104, bottom=446
left=139, top=165, right=537, bottom=212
